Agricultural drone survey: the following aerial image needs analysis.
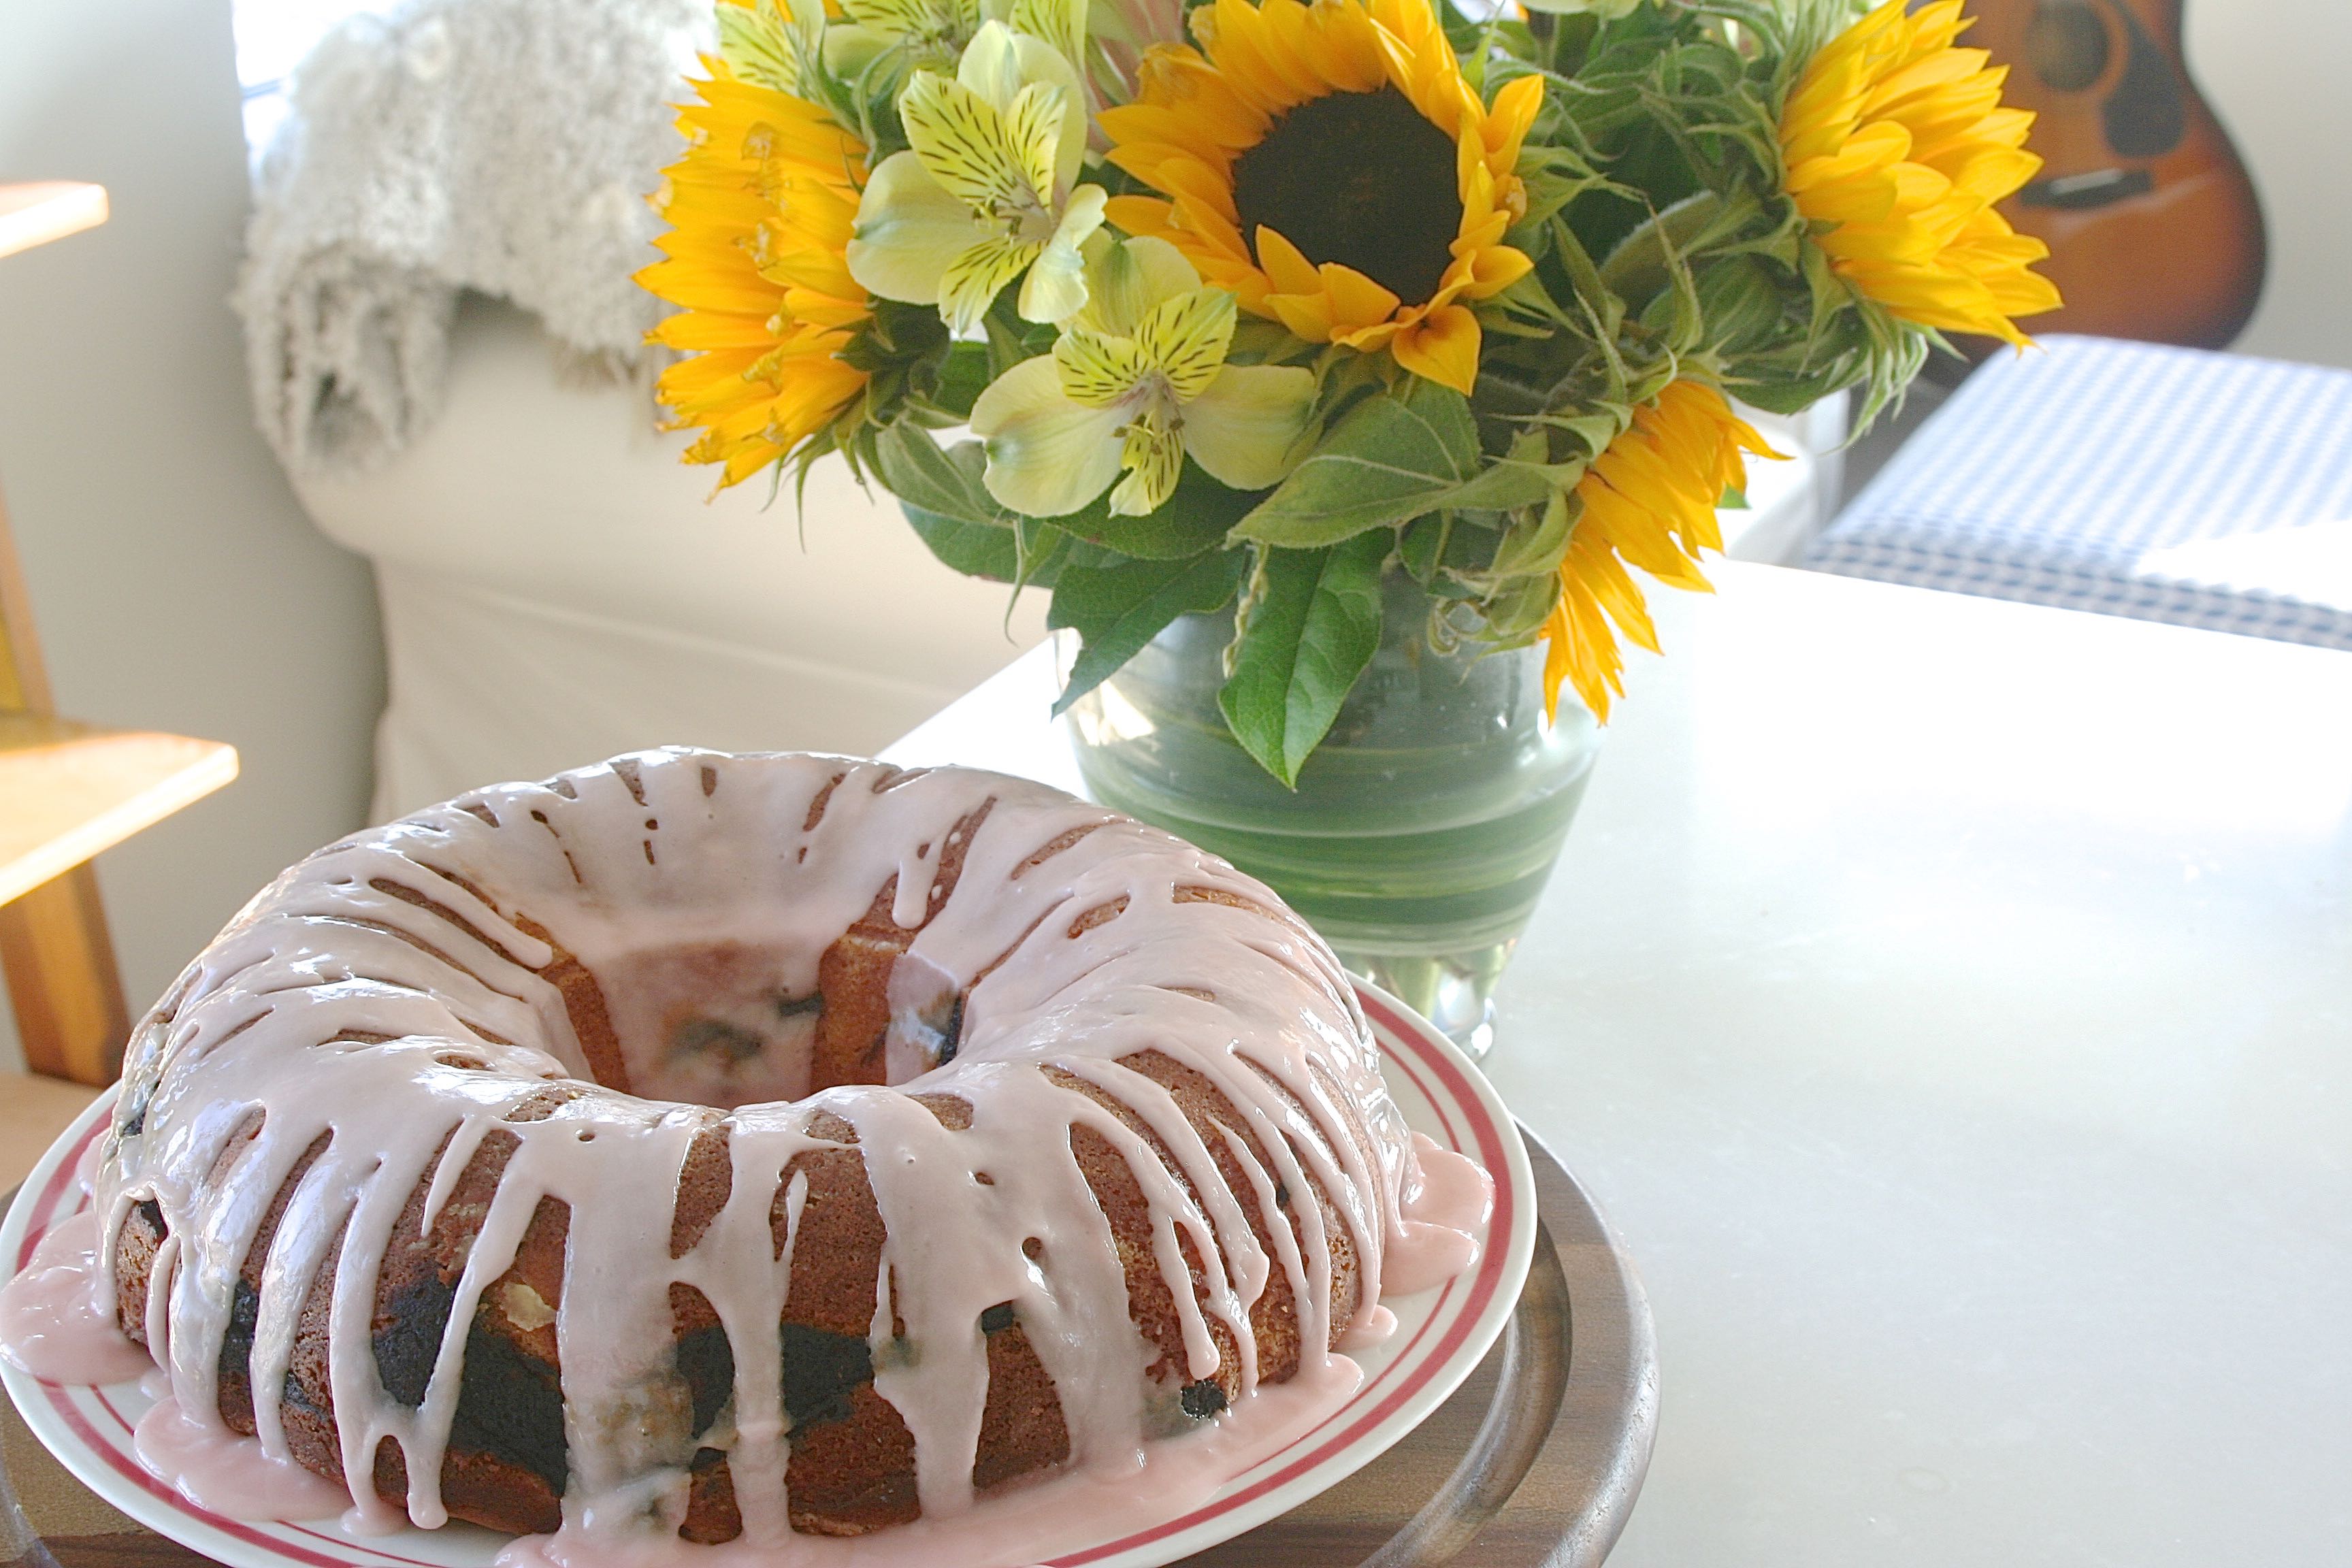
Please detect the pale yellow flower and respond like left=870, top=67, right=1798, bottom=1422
left=970, top=237, right=1318, bottom=515
left=847, top=20, right=1109, bottom=333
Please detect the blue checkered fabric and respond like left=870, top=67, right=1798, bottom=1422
left=1803, top=335, right=2352, bottom=651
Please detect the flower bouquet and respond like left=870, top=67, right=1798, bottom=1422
left=638, top=0, right=2054, bottom=781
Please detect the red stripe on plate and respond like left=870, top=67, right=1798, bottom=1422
left=15, top=1111, right=106, bottom=1271
left=42, top=1384, right=357, bottom=1568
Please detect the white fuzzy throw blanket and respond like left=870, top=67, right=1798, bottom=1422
left=238, top=0, right=707, bottom=472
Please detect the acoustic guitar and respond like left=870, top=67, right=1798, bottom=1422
left=1959, top=0, right=2266, bottom=350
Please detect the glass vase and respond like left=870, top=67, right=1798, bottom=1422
left=1066, top=571, right=1601, bottom=1058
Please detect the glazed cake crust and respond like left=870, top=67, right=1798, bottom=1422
left=95, top=753, right=1418, bottom=1550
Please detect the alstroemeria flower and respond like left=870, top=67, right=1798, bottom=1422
left=846, top=21, right=1108, bottom=332
left=822, top=0, right=981, bottom=80
left=714, top=0, right=825, bottom=99
left=969, top=237, right=1319, bottom=516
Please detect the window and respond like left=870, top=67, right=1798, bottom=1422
left=234, top=0, right=396, bottom=166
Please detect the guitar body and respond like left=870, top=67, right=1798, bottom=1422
left=1962, top=0, right=2266, bottom=350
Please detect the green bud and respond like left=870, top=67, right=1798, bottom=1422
left=1693, top=255, right=1788, bottom=357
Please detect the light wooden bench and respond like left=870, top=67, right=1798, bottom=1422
left=1, top=182, right=238, bottom=1188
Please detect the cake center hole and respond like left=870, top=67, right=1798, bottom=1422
left=583, top=941, right=822, bottom=1109
left=565, top=938, right=963, bottom=1109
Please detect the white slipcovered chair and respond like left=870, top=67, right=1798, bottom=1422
left=291, top=297, right=1049, bottom=822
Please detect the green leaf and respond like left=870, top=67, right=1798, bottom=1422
left=1233, top=380, right=1482, bottom=547
left=1480, top=569, right=1562, bottom=640
left=929, top=340, right=993, bottom=420
left=878, top=425, right=1061, bottom=584
left=1490, top=489, right=1576, bottom=577
left=1445, top=459, right=1560, bottom=513
left=983, top=311, right=1059, bottom=380
left=1398, top=512, right=1501, bottom=593
left=1726, top=360, right=1852, bottom=415
left=902, top=503, right=1022, bottom=581
left=1398, top=514, right=1451, bottom=584
left=1691, top=252, right=1788, bottom=357
left=1552, top=409, right=1625, bottom=460
left=1046, top=549, right=1245, bottom=715
left=1232, top=384, right=1584, bottom=545
left=879, top=423, right=1024, bottom=580
left=900, top=505, right=1085, bottom=588
left=873, top=422, right=1006, bottom=527
left=1597, top=190, right=1722, bottom=311
left=1218, top=533, right=1390, bottom=787
left=1013, top=515, right=1079, bottom=591
left=1053, top=461, right=1267, bottom=559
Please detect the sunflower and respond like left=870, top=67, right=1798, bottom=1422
left=1099, top=0, right=1541, bottom=395
left=637, top=37, right=873, bottom=489
left=1542, top=382, right=1778, bottom=723
left=1780, top=0, right=2060, bottom=346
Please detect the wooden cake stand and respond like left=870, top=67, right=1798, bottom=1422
left=1, top=1128, right=1655, bottom=1568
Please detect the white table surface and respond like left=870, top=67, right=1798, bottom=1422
left=883, top=560, right=2352, bottom=1565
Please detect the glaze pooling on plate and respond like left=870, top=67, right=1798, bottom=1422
left=1, top=752, right=1490, bottom=1567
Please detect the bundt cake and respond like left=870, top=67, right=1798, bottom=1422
left=14, top=751, right=1488, bottom=1561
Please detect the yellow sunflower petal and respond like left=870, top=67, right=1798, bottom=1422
left=1147, top=154, right=1243, bottom=223
left=1318, top=262, right=1402, bottom=329
left=1484, top=73, right=1544, bottom=175
left=1103, top=0, right=1527, bottom=391
left=649, top=310, right=787, bottom=351
left=640, top=59, right=872, bottom=491
left=1780, top=0, right=2059, bottom=343
left=1173, top=193, right=1254, bottom=260
left=1539, top=382, right=1784, bottom=722
left=1104, top=193, right=1180, bottom=240
left=1388, top=304, right=1479, bottom=395
left=1253, top=225, right=1323, bottom=295
left=1458, top=240, right=1533, bottom=298
left=1264, top=288, right=1337, bottom=340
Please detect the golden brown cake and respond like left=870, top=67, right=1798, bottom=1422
left=82, top=752, right=1475, bottom=1559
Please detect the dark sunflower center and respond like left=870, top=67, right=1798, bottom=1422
left=1231, top=87, right=1464, bottom=308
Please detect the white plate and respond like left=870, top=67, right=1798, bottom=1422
left=2, top=980, right=1537, bottom=1568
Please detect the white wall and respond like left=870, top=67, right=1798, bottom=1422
left=2189, top=0, right=2352, bottom=370
left=0, top=0, right=384, bottom=1066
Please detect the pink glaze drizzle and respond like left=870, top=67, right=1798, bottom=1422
left=0, top=752, right=1487, bottom=1563
left=0, top=1213, right=153, bottom=1385
left=493, top=1361, right=1362, bottom=1568
left=133, top=1396, right=349, bottom=1520
left=1382, top=1133, right=1495, bottom=1296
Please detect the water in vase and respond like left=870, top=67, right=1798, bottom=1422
left=1068, top=581, right=1601, bottom=1056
